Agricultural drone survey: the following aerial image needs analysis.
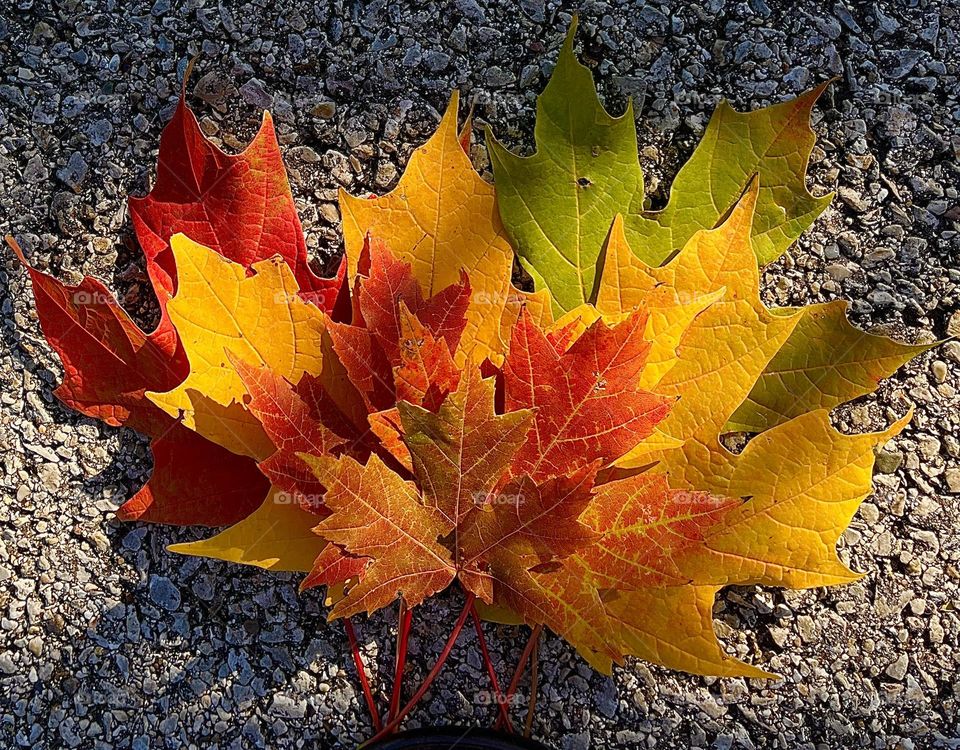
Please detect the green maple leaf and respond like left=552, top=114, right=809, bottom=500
left=490, top=17, right=834, bottom=314
left=487, top=16, right=645, bottom=315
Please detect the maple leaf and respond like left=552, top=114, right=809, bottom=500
left=9, top=238, right=268, bottom=527
left=147, top=234, right=327, bottom=460
left=130, top=83, right=345, bottom=311
left=487, top=17, right=644, bottom=314
left=340, top=92, right=515, bottom=363
left=302, top=453, right=456, bottom=619
left=168, top=487, right=329, bottom=572
left=398, top=369, right=533, bottom=531
left=628, top=82, right=834, bottom=266
left=600, top=183, right=925, bottom=454
left=503, top=307, right=671, bottom=481
left=393, top=305, right=462, bottom=411
left=456, top=466, right=613, bottom=659
left=326, top=239, right=470, bottom=413
left=593, top=214, right=726, bottom=390
left=725, top=300, right=931, bottom=432
left=6, top=82, right=350, bottom=528
left=490, top=18, right=834, bottom=314
left=365, top=305, right=468, bottom=472
left=230, top=356, right=350, bottom=503
left=116, top=422, right=270, bottom=526
left=576, top=473, right=739, bottom=590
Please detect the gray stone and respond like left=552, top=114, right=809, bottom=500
left=56, top=152, right=88, bottom=190
left=148, top=575, right=180, bottom=611
left=876, top=448, right=904, bottom=474
left=946, top=468, right=960, bottom=495
left=269, top=694, right=307, bottom=719
left=885, top=653, right=909, bottom=681
left=240, top=78, right=274, bottom=109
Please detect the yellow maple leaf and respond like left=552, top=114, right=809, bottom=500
left=146, top=234, right=326, bottom=460
left=340, top=92, right=515, bottom=364
left=168, top=487, right=326, bottom=572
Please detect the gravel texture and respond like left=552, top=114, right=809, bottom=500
left=2, top=1, right=959, bottom=748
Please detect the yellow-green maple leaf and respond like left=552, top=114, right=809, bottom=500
left=488, top=16, right=644, bottom=315
left=630, top=83, right=834, bottom=265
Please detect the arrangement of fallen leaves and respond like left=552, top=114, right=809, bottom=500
left=10, top=19, right=937, bottom=743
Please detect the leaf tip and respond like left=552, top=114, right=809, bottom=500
left=5, top=234, right=34, bottom=272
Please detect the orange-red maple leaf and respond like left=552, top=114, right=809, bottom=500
left=399, top=369, right=533, bottom=533
left=328, top=239, right=469, bottom=413
left=10, top=240, right=267, bottom=526
left=303, top=453, right=456, bottom=618
left=455, top=466, right=619, bottom=660
left=503, top=308, right=671, bottom=481
left=578, top=473, right=740, bottom=589
left=129, top=93, right=345, bottom=312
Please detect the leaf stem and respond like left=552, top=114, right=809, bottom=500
left=469, top=603, right=513, bottom=732
left=343, top=618, right=382, bottom=732
left=362, top=592, right=476, bottom=746
left=388, top=601, right=413, bottom=721
left=495, top=624, right=544, bottom=732
left=523, top=630, right=540, bottom=738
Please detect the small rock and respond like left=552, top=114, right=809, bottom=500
left=485, top=66, right=516, bottom=87
left=826, top=263, right=852, bottom=281
left=931, top=360, right=948, bottom=383
left=269, top=694, right=307, bottom=719
left=947, top=311, right=960, bottom=338
left=85, top=118, right=113, bottom=146
left=918, top=435, right=941, bottom=459
left=240, top=78, right=273, bottom=109
left=797, top=614, right=816, bottom=642
left=23, top=155, right=48, bottom=183
left=943, top=341, right=960, bottom=365
left=521, top=0, right=545, bottom=22
left=946, top=468, right=960, bottom=495
left=56, top=152, right=88, bottom=191
left=838, top=187, right=868, bottom=212
left=875, top=448, right=903, bottom=474
left=889, top=50, right=923, bottom=79
left=148, top=575, right=181, bottom=611
left=310, top=100, right=336, bottom=119
left=867, top=290, right=895, bottom=309
left=595, top=678, right=618, bottom=718
left=561, top=731, right=591, bottom=750
left=885, top=653, right=909, bottom=681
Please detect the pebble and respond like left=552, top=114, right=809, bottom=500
left=56, top=152, right=88, bottom=191
left=943, top=341, right=960, bottom=366
left=240, top=78, right=274, bottom=109
left=946, top=468, right=960, bottom=495
left=148, top=575, right=181, bottom=611
left=875, top=448, right=904, bottom=474
left=885, top=653, right=909, bottom=681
